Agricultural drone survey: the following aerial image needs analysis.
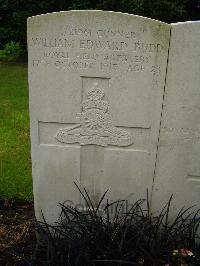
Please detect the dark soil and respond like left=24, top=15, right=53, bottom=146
left=0, top=200, right=35, bottom=265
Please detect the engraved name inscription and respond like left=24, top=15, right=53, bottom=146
left=55, top=83, right=133, bottom=147
left=30, top=24, right=164, bottom=74
left=32, top=37, right=162, bottom=53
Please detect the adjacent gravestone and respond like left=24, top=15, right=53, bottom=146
left=152, top=22, right=200, bottom=213
left=28, top=11, right=170, bottom=223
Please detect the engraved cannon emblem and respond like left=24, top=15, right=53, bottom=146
left=55, top=83, right=133, bottom=147
left=79, top=86, right=112, bottom=136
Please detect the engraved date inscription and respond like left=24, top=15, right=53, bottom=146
left=30, top=25, right=164, bottom=74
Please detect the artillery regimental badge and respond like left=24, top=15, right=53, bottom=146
left=55, top=83, right=133, bottom=147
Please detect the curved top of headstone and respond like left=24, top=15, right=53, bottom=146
left=171, top=20, right=200, bottom=25
left=27, top=10, right=168, bottom=25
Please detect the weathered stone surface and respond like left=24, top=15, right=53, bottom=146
left=28, top=11, right=170, bottom=223
left=152, top=22, right=200, bottom=213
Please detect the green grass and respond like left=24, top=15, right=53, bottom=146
left=0, top=63, right=32, bottom=201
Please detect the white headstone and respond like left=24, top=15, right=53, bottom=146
left=28, top=11, right=171, bottom=223
left=152, top=22, right=200, bottom=213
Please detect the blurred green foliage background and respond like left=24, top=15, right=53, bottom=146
left=0, top=0, right=200, bottom=49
